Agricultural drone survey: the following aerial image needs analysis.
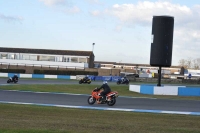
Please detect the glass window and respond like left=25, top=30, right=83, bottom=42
left=39, top=56, right=55, bottom=61
left=9, top=54, right=15, bottom=59
left=1, top=53, right=8, bottom=59
left=15, top=54, right=19, bottom=60
left=10, top=54, right=15, bottom=59
left=63, top=57, right=70, bottom=62
left=29, top=55, right=37, bottom=61
left=22, top=54, right=30, bottom=60
left=79, top=58, right=86, bottom=63
left=71, top=57, right=78, bottom=62
left=56, top=57, right=62, bottom=62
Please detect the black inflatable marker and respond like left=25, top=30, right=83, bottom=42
left=150, top=16, right=174, bottom=86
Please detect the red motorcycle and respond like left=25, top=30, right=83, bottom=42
left=87, top=88, right=119, bottom=106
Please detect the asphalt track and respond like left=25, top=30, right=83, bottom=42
left=0, top=78, right=200, bottom=115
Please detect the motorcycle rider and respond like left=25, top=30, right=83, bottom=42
left=123, top=76, right=127, bottom=83
left=83, top=76, right=89, bottom=82
left=12, top=74, right=18, bottom=81
left=95, top=81, right=111, bottom=101
left=121, top=76, right=128, bottom=83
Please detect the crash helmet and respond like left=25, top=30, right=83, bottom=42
left=103, top=81, right=107, bottom=84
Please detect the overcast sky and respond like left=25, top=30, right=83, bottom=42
left=0, top=0, right=200, bottom=66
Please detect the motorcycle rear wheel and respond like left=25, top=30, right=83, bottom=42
left=87, top=96, right=96, bottom=105
left=107, top=97, right=116, bottom=106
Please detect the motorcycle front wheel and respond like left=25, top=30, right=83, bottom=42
left=7, top=79, right=10, bottom=83
left=87, top=96, right=96, bottom=105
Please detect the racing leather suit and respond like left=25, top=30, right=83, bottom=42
left=96, top=83, right=111, bottom=101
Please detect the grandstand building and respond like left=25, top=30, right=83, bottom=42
left=0, top=47, right=95, bottom=68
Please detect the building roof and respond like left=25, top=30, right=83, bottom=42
left=0, top=47, right=94, bottom=57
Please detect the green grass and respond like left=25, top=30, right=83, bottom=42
left=0, top=104, right=200, bottom=133
left=1, top=84, right=200, bottom=100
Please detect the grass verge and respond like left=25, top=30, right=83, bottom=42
left=0, top=104, right=200, bottom=133
left=0, top=84, right=200, bottom=100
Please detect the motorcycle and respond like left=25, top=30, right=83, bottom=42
left=117, top=78, right=129, bottom=85
left=79, top=78, right=91, bottom=84
left=87, top=88, right=119, bottom=106
left=7, top=77, right=18, bottom=83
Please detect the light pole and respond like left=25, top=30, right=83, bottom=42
left=92, top=43, right=95, bottom=52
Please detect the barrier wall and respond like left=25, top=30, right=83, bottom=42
left=0, top=73, right=75, bottom=80
left=129, top=85, right=200, bottom=96
left=0, top=73, right=121, bottom=81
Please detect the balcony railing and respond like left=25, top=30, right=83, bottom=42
left=0, top=62, right=85, bottom=70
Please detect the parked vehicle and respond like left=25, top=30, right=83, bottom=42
left=87, top=88, right=119, bottom=106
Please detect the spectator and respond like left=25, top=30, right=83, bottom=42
left=188, top=73, right=192, bottom=79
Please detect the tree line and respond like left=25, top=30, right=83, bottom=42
left=179, top=58, right=200, bottom=69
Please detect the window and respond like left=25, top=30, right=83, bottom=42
left=55, top=56, right=62, bottom=62
left=9, top=54, right=15, bottom=59
left=63, top=57, right=70, bottom=62
left=79, top=58, right=86, bottom=63
left=71, top=57, right=78, bottom=62
left=1, top=54, right=8, bottom=59
left=15, top=54, right=19, bottom=59
left=39, top=56, right=55, bottom=61
left=29, top=55, right=37, bottom=61
left=22, top=54, right=30, bottom=60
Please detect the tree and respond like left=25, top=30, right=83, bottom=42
left=178, top=58, right=200, bottom=69
left=186, top=57, right=192, bottom=69
left=178, top=59, right=187, bottom=68
left=193, top=58, right=200, bottom=70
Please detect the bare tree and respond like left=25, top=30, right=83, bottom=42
left=179, top=58, right=200, bottom=70
left=186, top=57, right=193, bottom=69
left=178, top=59, right=187, bottom=68
left=193, top=58, right=200, bottom=69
